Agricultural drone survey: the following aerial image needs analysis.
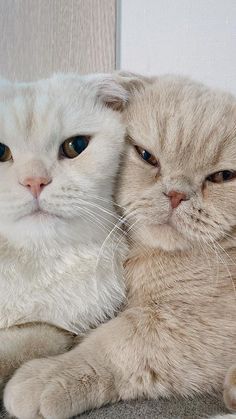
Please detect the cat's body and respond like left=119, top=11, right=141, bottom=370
left=0, top=73, right=128, bottom=385
left=5, top=74, right=236, bottom=419
left=0, top=232, right=124, bottom=333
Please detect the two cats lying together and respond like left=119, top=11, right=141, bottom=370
left=0, top=72, right=235, bottom=419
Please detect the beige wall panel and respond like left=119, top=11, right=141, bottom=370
left=0, top=0, right=116, bottom=81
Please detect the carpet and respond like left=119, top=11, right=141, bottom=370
left=0, top=394, right=229, bottom=419
left=79, top=396, right=228, bottom=419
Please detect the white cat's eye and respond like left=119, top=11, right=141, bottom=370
left=0, top=143, right=12, bottom=162
left=135, top=145, right=159, bottom=167
left=206, top=170, right=236, bottom=183
left=60, top=135, right=90, bottom=159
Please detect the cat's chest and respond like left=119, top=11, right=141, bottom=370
left=126, top=250, right=236, bottom=309
left=0, top=246, right=124, bottom=333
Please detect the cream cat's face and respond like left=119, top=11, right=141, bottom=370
left=117, top=76, right=236, bottom=251
left=0, top=74, right=126, bottom=246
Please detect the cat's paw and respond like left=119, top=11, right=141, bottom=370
left=33, top=361, right=114, bottom=419
left=4, top=357, right=59, bottom=419
left=223, top=365, right=236, bottom=411
left=4, top=353, right=115, bottom=419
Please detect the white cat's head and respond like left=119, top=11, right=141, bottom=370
left=0, top=73, right=127, bottom=247
left=116, top=74, right=236, bottom=252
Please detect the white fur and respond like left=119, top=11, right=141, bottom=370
left=0, top=73, right=127, bottom=333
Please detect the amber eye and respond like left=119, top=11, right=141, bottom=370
left=60, top=135, right=90, bottom=159
left=206, top=170, right=236, bottom=183
left=0, top=143, right=12, bottom=162
left=135, top=146, right=158, bottom=167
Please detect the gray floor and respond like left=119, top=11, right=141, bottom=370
left=0, top=395, right=229, bottom=419
left=79, top=396, right=228, bottom=419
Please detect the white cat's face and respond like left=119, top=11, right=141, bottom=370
left=117, top=75, right=236, bottom=252
left=0, top=74, right=126, bottom=247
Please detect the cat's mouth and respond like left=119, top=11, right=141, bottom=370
left=22, top=207, right=58, bottom=220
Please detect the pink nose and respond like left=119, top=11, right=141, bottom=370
left=22, top=177, right=51, bottom=198
left=166, top=190, right=187, bottom=209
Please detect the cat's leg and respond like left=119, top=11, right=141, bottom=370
left=4, top=308, right=233, bottom=419
left=4, top=309, right=185, bottom=419
left=0, top=323, right=74, bottom=392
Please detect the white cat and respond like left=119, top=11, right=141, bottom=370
left=0, top=73, right=127, bottom=385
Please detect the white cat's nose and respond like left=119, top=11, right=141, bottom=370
left=21, top=176, right=52, bottom=198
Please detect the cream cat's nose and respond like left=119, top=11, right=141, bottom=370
left=165, top=190, right=188, bottom=209
left=21, top=177, right=52, bottom=198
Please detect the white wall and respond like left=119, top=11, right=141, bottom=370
left=118, top=0, right=236, bottom=95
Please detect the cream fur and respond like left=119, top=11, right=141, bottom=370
left=5, top=75, right=236, bottom=419
left=0, top=74, right=127, bottom=384
left=0, top=323, right=73, bottom=392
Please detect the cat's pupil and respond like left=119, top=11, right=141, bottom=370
left=0, top=143, right=6, bottom=158
left=142, top=150, right=151, bottom=161
left=222, top=170, right=233, bottom=181
left=72, top=136, right=89, bottom=154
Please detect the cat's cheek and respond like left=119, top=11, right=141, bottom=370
left=134, top=223, right=189, bottom=252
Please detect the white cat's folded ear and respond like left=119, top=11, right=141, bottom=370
left=86, top=72, right=153, bottom=112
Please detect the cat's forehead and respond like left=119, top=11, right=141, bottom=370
left=0, top=77, right=101, bottom=149
left=126, top=77, right=236, bottom=170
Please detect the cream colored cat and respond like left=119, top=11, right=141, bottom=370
left=4, top=74, right=236, bottom=419
left=0, top=74, right=128, bottom=388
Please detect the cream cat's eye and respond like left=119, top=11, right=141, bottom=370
left=60, top=135, right=90, bottom=159
left=0, top=143, right=12, bottom=162
left=206, top=170, right=236, bottom=183
left=135, top=145, right=159, bottom=167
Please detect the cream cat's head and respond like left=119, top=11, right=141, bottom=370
left=116, top=74, right=236, bottom=252
left=0, top=74, right=127, bottom=247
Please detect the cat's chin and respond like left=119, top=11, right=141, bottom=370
left=134, top=223, right=191, bottom=252
left=0, top=213, right=65, bottom=249
left=0, top=210, right=107, bottom=250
